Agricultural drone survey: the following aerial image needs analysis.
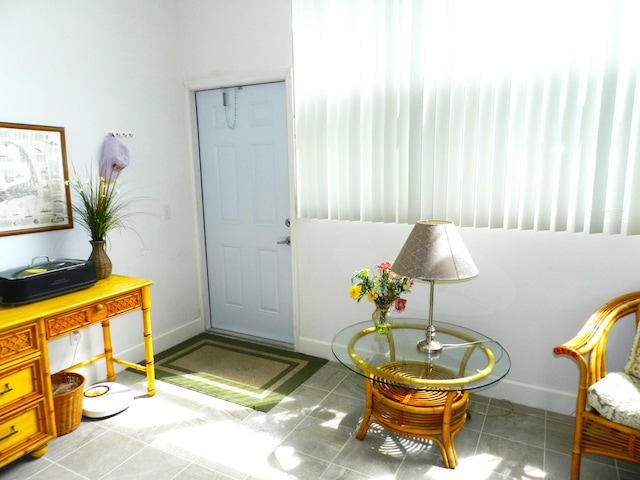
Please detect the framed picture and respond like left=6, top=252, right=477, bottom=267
left=0, top=122, right=73, bottom=236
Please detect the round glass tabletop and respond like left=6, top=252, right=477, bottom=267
left=331, top=319, right=511, bottom=391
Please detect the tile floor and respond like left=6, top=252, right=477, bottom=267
left=2, top=361, right=640, bottom=480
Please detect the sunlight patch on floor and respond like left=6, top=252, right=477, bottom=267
left=155, top=418, right=275, bottom=474
left=318, top=408, right=348, bottom=428
left=273, top=446, right=301, bottom=470
left=523, top=464, right=547, bottom=478
left=425, top=453, right=505, bottom=479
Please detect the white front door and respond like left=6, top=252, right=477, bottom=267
left=196, top=81, right=292, bottom=344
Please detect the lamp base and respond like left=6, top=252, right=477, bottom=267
left=417, top=323, right=443, bottom=353
left=416, top=337, right=443, bottom=353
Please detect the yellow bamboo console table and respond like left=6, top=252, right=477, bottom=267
left=0, top=275, right=154, bottom=468
left=331, top=319, right=510, bottom=469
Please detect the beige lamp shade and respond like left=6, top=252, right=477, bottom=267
left=392, top=220, right=479, bottom=281
left=393, top=220, right=478, bottom=353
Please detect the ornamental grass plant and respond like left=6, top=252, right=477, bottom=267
left=66, top=172, right=136, bottom=242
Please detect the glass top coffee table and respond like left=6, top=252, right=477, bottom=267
left=331, top=319, right=510, bottom=469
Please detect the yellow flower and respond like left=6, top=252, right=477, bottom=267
left=350, top=262, right=412, bottom=308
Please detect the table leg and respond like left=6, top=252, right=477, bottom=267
left=141, top=285, right=156, bottom=396
left=441, top=391, right=459, bottom=468
left=101, top=319, right=115, bottom=382
left=356, top=376, right=374, bottom=440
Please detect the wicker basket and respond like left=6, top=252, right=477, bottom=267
left=51, top=371, right=85, bottom=436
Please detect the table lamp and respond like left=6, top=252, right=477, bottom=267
left=392, top=220, right=479, bottom=353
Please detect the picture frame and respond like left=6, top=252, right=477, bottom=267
left=0, top=122, right=73, bottom=236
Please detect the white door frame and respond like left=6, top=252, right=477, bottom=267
left=183, top=69, right=299, bottom=349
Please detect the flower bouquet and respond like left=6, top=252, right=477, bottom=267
left=350, top=261, right=413, bottom=334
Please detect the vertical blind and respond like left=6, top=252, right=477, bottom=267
left=292, top=0, right=640, bottom=235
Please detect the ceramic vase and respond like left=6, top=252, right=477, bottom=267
left=89, top=240, right=112, bottom=280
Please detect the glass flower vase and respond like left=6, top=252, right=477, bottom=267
left=372, top=305, right=393, bottom=335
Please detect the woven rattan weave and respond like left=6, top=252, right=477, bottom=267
left=356, top=361, right=469, bottom=469
left=51, top=371, right=85, bottom=436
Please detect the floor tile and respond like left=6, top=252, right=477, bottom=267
left=310, top=391, right=365, bottom=431
left=172, top=462, right=236, bottom=480
left=319, top=463, right=374, bottom=480
left=481, top=406, right=546, bottom=448
left=101, top=445, right=191, bottom=480
left=246, top=448, right=330, bottom=480
left=280, top=415, right=355, bottom=462
left=545, top=416, right=574, bottom=455
left=332, top=433, right=405, bottom=478
left=474, top=432, right=545, bottom=479
left=25, top=462, right=87, bottom=480
left=56, top=429, right=147, bottom=478
left=0, top=456, right=54, bottom=480
left=1, top=361, right=632, bottom=479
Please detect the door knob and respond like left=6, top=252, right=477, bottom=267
left=277, top=236, right=291, bottom=246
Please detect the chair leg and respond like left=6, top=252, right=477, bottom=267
left=570, top=410, right=585, bottom=480
left=570, top=452, right=581, bottom=480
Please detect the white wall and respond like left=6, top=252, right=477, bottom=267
left=2, top=0, right=639, bottom=415
left=295, top=220, right=640, bottom=414
left=176, top=0, right=296, bottom=334
left=176, top=0, right=640, bottom=415
left=178, top=0, right=293, bottom=84
left=0, top=0, right=203, bottom=382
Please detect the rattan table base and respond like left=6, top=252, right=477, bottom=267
left=355, top=362, right=469, bottom=469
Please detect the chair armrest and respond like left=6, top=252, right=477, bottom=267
left=554, top=292, right=640, bottom=392
left=555, top=292, right=640, bottom=356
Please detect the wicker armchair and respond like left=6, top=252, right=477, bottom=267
left=554, top=292, right=640, bottom=480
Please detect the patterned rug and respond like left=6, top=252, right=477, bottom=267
left=134, top=332, right=327, bottom=412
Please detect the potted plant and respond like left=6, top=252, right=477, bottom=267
left=66, top=136, right=133, bottom=279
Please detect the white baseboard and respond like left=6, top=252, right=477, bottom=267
left=475, top=378, right=577, bottom=416
left=297, top=336, right=577, bottom=416
left=298, top=336, right=333, bottom=361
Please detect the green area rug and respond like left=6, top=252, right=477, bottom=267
left=134, top=333, right=327, bottom=412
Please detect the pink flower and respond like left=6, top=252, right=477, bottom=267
left=394, top=298, right=407, bottom=311
left=377, top=261, right=392, bottom=271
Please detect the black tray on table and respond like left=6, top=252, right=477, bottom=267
left=0, top=257, right=97, bottom=306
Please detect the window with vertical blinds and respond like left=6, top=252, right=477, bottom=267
left=292, top=0, right=640, bottom=235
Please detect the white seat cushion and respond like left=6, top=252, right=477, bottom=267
left=587, top=371, right=640, bottom=430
